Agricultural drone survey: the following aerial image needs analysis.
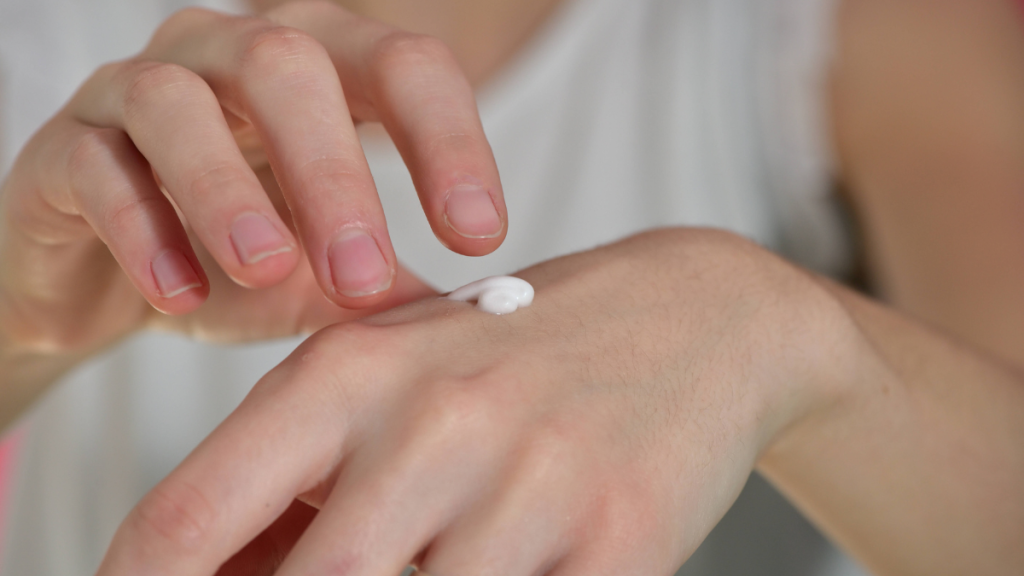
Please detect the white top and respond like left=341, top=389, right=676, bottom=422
left=0, top=0, right=865, bottom=574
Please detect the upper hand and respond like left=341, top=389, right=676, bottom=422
left=95, top=229, right=850, bottom=576
left=0, top=1, right=499, bottom=353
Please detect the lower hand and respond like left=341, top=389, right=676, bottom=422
left=95, top=229, right=850, bottom=576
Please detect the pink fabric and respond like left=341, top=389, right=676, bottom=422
left=0, top=430, right=24, bottom=559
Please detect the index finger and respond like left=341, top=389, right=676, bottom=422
left=94, top=325, right=372, bottom=575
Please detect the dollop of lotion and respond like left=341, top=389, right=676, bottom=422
left=446, top=276, right=535, bottom=315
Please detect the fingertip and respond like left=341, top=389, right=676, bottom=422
left=328, top=283, right=395, bottom=310
left=229, top=212, right=297, bottom=266
left=146, top=248, right=209, bottom=315
left=151, top=249, right=202, bottom=294
left=149, top=284, right=210, bottom=316
left=432, top=183, right=507, bottom=257
left=434, top=224, right=507, bottom=257
left=323, top=227, right=396, bottom=306
left=228, top=245, right=302, bottom=290
left=439, top=231, right=507, bottom=257
left=442, top=183, right=504, bottom=240
left=226, top=211, right=302, bottom=289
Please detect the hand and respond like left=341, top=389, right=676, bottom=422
left=95, top=229, right=851, bottom=576
left=0, top=1, right=500, bottom=355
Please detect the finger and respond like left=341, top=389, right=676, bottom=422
left=94, top=324, right=387, bottom=576
left=214, top=499, right=317, bottom=576
left=417, top=468, right=573, bottom=576
left=414, top=416, right=591, bottom=576
left=273, top=380, right=515, bottom=576
left=279, top=260, right=438, bottom=333
left=146, top=260, right=437, bottom=340
left=38, top=119, right=208, bottom=314
left=270, top=3, right=507, bottom=255
left=72, top=57, right=301, bottom=291
left=149, top=9, right=397, bottom=307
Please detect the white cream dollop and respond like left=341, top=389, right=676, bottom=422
left=446, top=276, right=534, bottom=315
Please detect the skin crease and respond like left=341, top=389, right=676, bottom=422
left=0, top=0, right=1021, bottom=574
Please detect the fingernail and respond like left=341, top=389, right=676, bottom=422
left=443, top=184, right=502, bottom=238
left=327, top=228, right=392, bottom=297
left=230, top=213, right=292, bottom=265
left=152, top=250, right=202, bottom=298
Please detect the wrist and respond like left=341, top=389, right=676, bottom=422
left=603, top=229, right=863, bottom=464
left=741, top=266, right=870, bottom=463
left=754, top=275, right=886, bottom=470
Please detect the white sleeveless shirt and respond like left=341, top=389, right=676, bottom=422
left=0, top=0, right=865, bottom=574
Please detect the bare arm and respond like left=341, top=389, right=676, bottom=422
left=834, top=0, right=1024, bottom=366
left=762, top=277, right=1024, bottom=575
left=760, top=2, right=1024, bottom=570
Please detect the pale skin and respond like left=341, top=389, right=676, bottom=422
left=0, top=0, right=1022, bottom=575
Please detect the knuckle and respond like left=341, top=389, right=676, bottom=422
left=103, top=195, right=169, bottom=239
left=241, top=26, right=325, bottom=72
left=153, top=6, right=218, bottom=46
left=523, top=419, right=582, bottom=473
left=592, top=489, right=664, bottom=563
left=369, top=32, right=455, bottom=75
left=43, top=326, right=99, bottom=354
left=164, top=6, right=217, bottom=28
left=146, top=8, right=230, bottom=57
left=7, top=316, right=95, bottom=355
left=294, top=160, right=369, bottom=198
left=313, top=551, right=364, bottom=576
left=424, top=131, right=488, bottom=158
left=266, top=0, right=337, bottom=24
left=185, top=163, right=250, bottom=201
left=66, top=128, right=128, bottom=185
left=420, top=377, right=504, bottom=443
left=291, top=322, right=399, bottom=386
left=91, top=61, right=125, bottom=87
left=312, top=321, right=391, bottom=357
left=260, top=322, right=395, bottom=425
left=11, top=206, right=93, bottom=246
left=118, top=61, right=202, bottom=121
left=130, top=480, right=219, bottom=553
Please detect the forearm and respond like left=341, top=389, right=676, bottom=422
left=759, top=279, right=1024, bottom=575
